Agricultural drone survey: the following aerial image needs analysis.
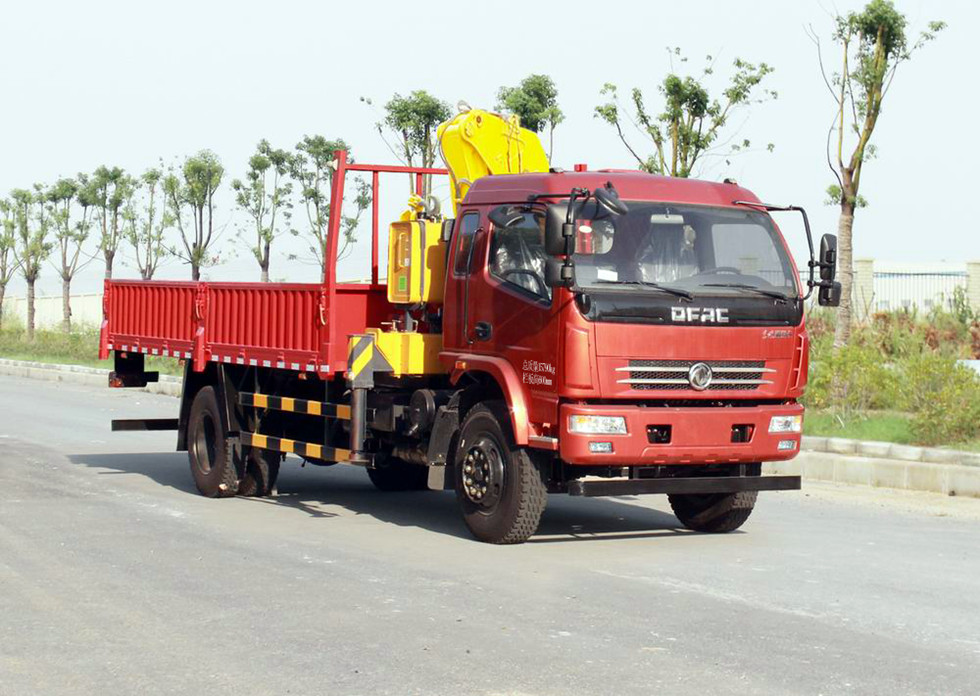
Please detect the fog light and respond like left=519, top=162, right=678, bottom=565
left=589, top=441, right=614, bottom=453
left=769, top=415, right=802, bottom=434
left=569, top=415, right=627, bottom=435
left=777, top=439, right=797, bottom=451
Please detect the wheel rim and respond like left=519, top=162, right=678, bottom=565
left=461, top=434, right=505, bottom=508
left=192, top=412, right=217, bottom=475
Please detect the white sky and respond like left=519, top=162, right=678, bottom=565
left=0, top=0, right=971, bottom=297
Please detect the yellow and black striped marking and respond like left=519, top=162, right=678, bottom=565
left=239, top=392, right=351, bottom=420
left=347, top=333, right=393, bottom=389
left=240, top=432, right=350, bottom=462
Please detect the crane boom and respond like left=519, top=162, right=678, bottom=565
left=437, top=108, right=550, bottom=216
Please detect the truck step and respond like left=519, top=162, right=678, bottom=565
left=239, top=392, right=354, bottom=420
left=240, top=432, right=351, bottom=463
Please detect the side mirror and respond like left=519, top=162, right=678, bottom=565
left=545, top=258, right=575, bottom=288
left=594, top=185, right=629, bottom=216
left=818, top=281, right=842, bottom=307
left=819, top=233, right=837, bottom=281
left=488, top=204, right=523, bottom=229
left=545, top=203, right=573, bottom=256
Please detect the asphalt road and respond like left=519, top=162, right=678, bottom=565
left=1, top=375, right=979, bottom=696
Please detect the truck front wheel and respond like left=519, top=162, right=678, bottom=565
left=668, top=491, right=757, bottom=533
left=454, top=402, right=547, bottom=544
left=187, top=386, right=239, bottom=498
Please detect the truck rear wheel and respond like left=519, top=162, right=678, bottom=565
left=187, top=386, right=239, bottom=498
left=238, top=447, right=281, bottom=497
left=454, top=402, right=547, bottom=544
left=668, top=491, right=757, bottom=533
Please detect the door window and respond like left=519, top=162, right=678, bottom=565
left=453, top=212, right=480, bottom=276
left=489, top=212, right=551, bottom=301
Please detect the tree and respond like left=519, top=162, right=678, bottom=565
left=809, top=1, right=945, bottom=347
left=496, top=74, right=565, bottom=159
left=91, top=166, right=132, bottom=279
left=289, top=136, right=371, bottom=275
left=0, top=199, right=20, bottom=329
left=10, top=187, right=53, bottom=341
left=369, top=91, right=451, bottom=196
left=232, top=140, right=293, bottom=282
left=596, top=48, right=776, bottom=178
left=166, top=150, right=224, bottom=281
left=48, top=176, right=95, bottom=332
left=124, top=168, right=171, bottom=280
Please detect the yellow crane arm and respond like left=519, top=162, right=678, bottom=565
left=436, top=107, right=550, bottom=216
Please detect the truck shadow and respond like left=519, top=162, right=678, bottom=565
left=70, top=452, right=688, bottom=543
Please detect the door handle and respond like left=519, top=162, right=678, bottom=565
left=474, top=321, right=492, bottom=341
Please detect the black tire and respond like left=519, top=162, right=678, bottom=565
left=238, top=447, right=281, bottom=497
left=668, top=491, right=757, bottom=533
left=187, top=386, right=239, bottom=498
left=367, top=453, right=429, bottom=492
left=454, top=402, right=547, bottom=544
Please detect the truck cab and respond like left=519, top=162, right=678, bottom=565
left=444, top=172, right=810, bottom=467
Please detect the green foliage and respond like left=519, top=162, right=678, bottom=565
left=805, top=410, right=913, bottom=444
left=0, top=324, right=181, bottom=376
left=595, top=48, right=776, bottom=177
left=124, top=167, right=172, bottom=280
left=366, top=90, right=450, bottom=196
left=805, top=338, right=898, bottom=415
left=232, top=140, right=293, bottom=281
left=805, top=306, right=980, bottom=446
left=813, top=1, right=944, bottom=346
left=9, top=187, right=53, bottom=284
left=165, top=150, right=224, bottom=280
left=496, top=74, right=564, bottom=158
left=0, top=199, right=19, bottom=328
left=904, top=355, right=980, bottom=446
left=288, top=135, right=371, bottom=272
left=90, top=166, right=133, bottom=278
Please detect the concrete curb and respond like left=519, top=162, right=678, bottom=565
left=802, top=435, right=980, bottom=468
left=0, top=358, right=181, bottom=397
left=765, top=451, right=980, bottom=499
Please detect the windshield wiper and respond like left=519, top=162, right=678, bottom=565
left=701, top=282, right=791, bottom=302
left=593, top=279, right=693, bottom=301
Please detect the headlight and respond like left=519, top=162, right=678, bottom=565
left=568, top=415, right=628, bottom=435
left=769, top=415, right=802, bottom=434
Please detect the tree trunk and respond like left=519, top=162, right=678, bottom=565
left=27, top=279, right=36, bottom=342
left=62, top=277, right=72, bottom=333
left=104, top=250, right=114, bottom=279
left=0, top=285, right=5, bottom=330
left=191, top=263, right=200, bottom=282
left=260, top=267, right=269, bottom=283
left=832, top=200, right=856, bottom=348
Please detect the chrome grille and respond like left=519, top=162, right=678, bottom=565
left=618, top=359, right=773, bottom=391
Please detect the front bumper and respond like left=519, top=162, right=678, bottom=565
left=559, top=402, right=804, bottom=466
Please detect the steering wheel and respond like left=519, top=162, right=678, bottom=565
left=502, top=269, right=549, bottom=298
left=692, top=266, right=742, bottom=276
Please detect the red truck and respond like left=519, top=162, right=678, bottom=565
left=103, top=110, right=840, bottom=543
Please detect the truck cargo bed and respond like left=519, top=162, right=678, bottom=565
left=100, top=279, right=393, bottom=375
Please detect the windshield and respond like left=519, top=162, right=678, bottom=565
left=571, top=202, right=799, bottom=297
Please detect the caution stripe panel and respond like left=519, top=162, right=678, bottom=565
left=240, top=392, right=351, bottom=420
left=240, top=432, right=350, bottom=462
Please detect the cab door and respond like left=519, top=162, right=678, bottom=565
left=466, top=211, right=560, bottom=425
